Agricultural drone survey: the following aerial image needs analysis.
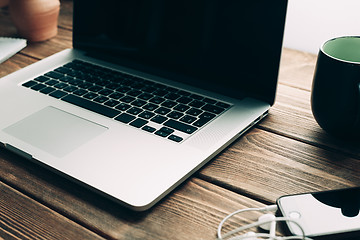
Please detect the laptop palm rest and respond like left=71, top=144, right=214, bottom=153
left=3, top=106, right=107, bottom=158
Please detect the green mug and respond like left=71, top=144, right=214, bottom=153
left=311, top=36, right=360, bottom=139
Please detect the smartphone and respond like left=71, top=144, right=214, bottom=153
left=277, top=187, right=360, bottom=239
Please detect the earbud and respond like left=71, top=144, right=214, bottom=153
left=258, top=213, right=276, bottom=239
left=242, top=231, right=259, bottom=240
left=258, top=213, right=276, bottom=231
left=217, top=205, right=312, bottom=240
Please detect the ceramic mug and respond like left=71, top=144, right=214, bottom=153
left=311, top=36, right=360, bottom=139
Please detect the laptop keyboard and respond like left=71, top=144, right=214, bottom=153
left=22, top=60, right=231, bottom=143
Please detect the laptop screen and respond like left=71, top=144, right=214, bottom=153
left=73, top=0, right=288, bottom=104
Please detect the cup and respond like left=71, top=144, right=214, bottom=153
left=311, top=36, right=360, bottom=139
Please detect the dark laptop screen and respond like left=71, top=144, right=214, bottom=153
left=73, top=0, right=288, bottom=104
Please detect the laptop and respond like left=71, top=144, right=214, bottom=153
left=0, top=0, right=288, bottom=211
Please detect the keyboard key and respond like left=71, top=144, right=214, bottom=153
left=63, top=94, right=121, bottom=118
left=31, top=83, right=47, bottom=91
left=177, top=90, right=191, bottom=96
left=179, top=115, right=197, bottom=124
left=153, top=89, right=168, bottom=96
left=139, top=111, right=155, bottom=120
left=98, top=88, right=114, bottom=96
left=193, top=112, right=216, bottom=127
left=130, top=118, right=148, bottom=128
left=40, top=86, right=56, bottom=94
left=131, top=99, right=147, bottom=107
left=88, top=85, right=103, bottom=92
left=117, top=86, right=131, bottom=93
left=150, top=96, right=165, bottom=104
left=45, top=79, right=60, bottom=86
left=155, top=129, right=173, bottom=137
left=155, top=107, right=171, bottom=115
left=168, top=135, right=183, bottom=143
left=127, top=107, right=143, bottom=115
left=49, top=90, right=68, bottom=99
left=63, top=86, right=78, bottom=92
left=142, top=125, right=156, bottom=133
left=115, top=103, right=131, bottom=111
left=174, top=104, right=190, bottom=112
left=167, top=111, right=184, bottom=119
left=93, top=96, right=109, bottom=104
left=164, top=119, right=198, bottom=134
left=177, top=96, right=192, bottom=104
left=34, top=76, right=50, bottom=82
left=203, top=98, right=217, bottom=104
left=54, top=66, right=72, bottom=75
left=127, top=89, right=142, bottom=97
left=193, top=118, right=210, bottom=127
left=161, top=100, right=177, bottom=108
left=83, top=92, right=98, bottom=100
left=143, top=103, right=158, bottom=111
left=165, top=93, right=180, bottom=100
left=216, top=102, right=231, bottom=109
left=189, top=100, right=205, bottom=108
left=73, top=89, right=88, bottom=96
left=160, top=127, right=174, bottom=135
left=45, top=71, right=64, bottom=79
left=202, top=104, right=224, bottom=114
left=138, top=92, right=153, bottom=100
left=109, top=92, right=124, bottom=99
left=199, top=112, right=216, bottom=120
left=189, top=94, right=203, bottom=100
left=151, top=115, right=168, bottom=124
left=115, top=113, right=136, bottom=123
left=104, top=99, right=120, bottom=107
left=120, top=95, right=135, bottom=103
left=22, top=80, right=38, bottom=88
left=54, top=82, right=69, bottom=89
left=142, top=86, right=156, bottom=93
left=186, top=108, right=203, bottom=116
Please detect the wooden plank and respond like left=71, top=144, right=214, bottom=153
left=278, top=48, right=317, bottom=91
left=0, top=6, right=17, bottom=38
left=0, top=54, right=36, bottom=78
left=199, top=127, right=360, bottom=204
left=0, top=150, right=268, bottom=240
left=259, top=84, right=360, bottom=158
left=58, top=0, right=73, bottom=30
left=0, top=228, right=20, bottom=240
left=0, top=181, right=104, bottom=240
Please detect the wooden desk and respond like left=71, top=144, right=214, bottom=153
left=1, top=1, right=359, bottom=239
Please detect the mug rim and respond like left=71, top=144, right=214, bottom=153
left=320, top=36, right=360, bottom=65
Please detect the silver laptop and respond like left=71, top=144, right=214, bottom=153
left=0, top=0, right=288, bottom=210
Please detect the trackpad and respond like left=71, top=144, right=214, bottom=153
left=3, top=106, right=107, bottom=157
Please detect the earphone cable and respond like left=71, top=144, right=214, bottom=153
left=217, top=205, right=277, bottom=239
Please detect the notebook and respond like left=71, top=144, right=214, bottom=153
left=0, top=0, right=288, bottom=210
left=0, top=37, right=26, bottom=64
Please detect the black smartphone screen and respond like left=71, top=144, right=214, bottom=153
left=277, top=187, right=360, bottom=239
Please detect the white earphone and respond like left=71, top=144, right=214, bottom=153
left=217, top=205, right=314, bottom=240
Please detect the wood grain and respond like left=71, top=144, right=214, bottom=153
left=0, top=150, right=267, bottom=240
left=199, top=127, right=360, bottom=204
left=0, top=180, right=104, bottom=240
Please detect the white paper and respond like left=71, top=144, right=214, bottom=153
left=0, top=37, right=27, bottom=64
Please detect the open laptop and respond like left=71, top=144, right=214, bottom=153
left=0, top=0, right=288, bottom=211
